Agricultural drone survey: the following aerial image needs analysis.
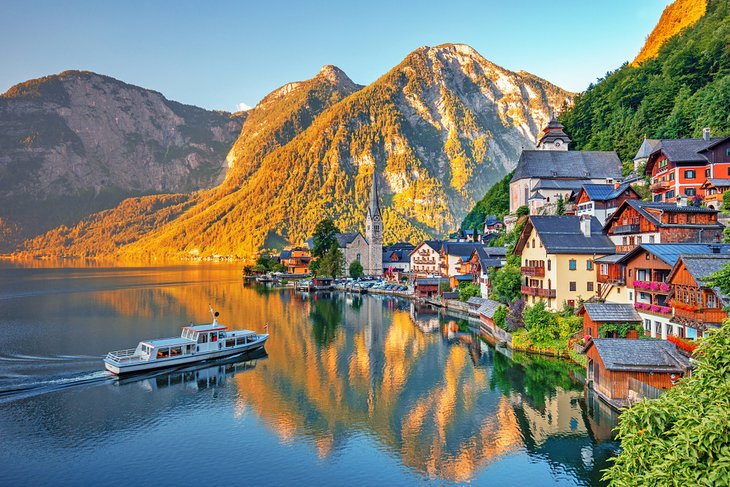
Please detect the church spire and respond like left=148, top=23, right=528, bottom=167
left=369, top=170, right=381, bottom=219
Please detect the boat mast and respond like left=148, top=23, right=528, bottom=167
left=209, top=305, right=219, bottom=325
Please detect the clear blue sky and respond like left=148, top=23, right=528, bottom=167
left=1, top=0, right=671, bottom=112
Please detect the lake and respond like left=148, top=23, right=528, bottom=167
left=0, top=264, right=619, bottom=486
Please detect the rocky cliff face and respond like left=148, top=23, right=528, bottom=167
left=114, top=44, right=572, bottom=258
left=0, top=70, right=244, bottom=248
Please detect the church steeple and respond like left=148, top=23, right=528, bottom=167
left=365, top=170, right=383, bottom=276
left=368, top=170, right=381, bottom=220
left=537, top=117, right=571, bottom=151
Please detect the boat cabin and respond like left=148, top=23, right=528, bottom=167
left=135, top=323, right=258, bottom=361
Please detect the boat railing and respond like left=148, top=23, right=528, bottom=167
left=106, top=348, right=140, bottom=363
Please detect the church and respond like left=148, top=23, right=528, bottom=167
left=331, top=172, right=383, bottom=276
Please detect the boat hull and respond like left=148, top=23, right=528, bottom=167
left=105, top=335, right=268, bottom=375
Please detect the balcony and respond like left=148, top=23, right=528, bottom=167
left=613, top=223, right=640, bottom=234
left=413, top=258, right=436, bottom=265
left=521, top=265, right=545, bottom=277
left=615, top=244, right=638, bottom=253
left=521, top=285, right=556, bottom=298
left=650, top=180, right=670, bottom=193
left=673, top=305, right=728, bottom=324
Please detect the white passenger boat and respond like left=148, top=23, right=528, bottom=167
left=104, top=308, right=269, bottom=375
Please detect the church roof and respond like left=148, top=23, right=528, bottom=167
left=334, top=232, right=362, bottom=247
left=511, top=151, right=622, bottom=183
left=368, top=171, right=381, bottom=220
left=633, top=138, right=660, bottom=161
left=537, top=118, right=572, bottom=146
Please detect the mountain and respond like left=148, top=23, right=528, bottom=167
left=0, top=70, right=244, bottom=249
left=633, top=0, right=708, bottom=66
left=560, top=0, right=729, bottom=163
left=114, top=44, right=572, bottom=259
left=460, top=171, right=512, bottom=230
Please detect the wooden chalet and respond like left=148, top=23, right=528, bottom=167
left=700, top=178, right=730, bottom=211
left=603, top=200, right=723, bottom=253
left=574, top=183, right=641, bottom=225
left=579, top=303, right=642, bottom=339
left=584, top=339, right=690, bottom=409
left=414, top=277, right=447, bottom=298
left=279, top=248, right=311, bottom=275
left=667, top=254, right=730, bottom=339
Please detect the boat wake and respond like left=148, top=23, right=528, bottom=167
left=0, top=369, right=114, bottom=403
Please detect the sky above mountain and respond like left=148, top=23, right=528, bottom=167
left=1, top=0, right=671, bottom=112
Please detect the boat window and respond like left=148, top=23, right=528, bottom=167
left=211, top=333, right=218, bottom=342
left=198, top=333, right=208, bottom=344
left=226, top=339, right=235, bottom=348
left=235, top=338, right=245, bottom=346
left=185, top=344, right=194, bottom=354
left=157, top=348, right=170, bottom=359
left=170, top=346, right=182, bottom=357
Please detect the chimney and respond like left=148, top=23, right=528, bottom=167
left=703, top=128, right=711, bottom=141
left=580, top=215, right=591, bottom=237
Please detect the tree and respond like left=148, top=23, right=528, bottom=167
left=308, top=259, right=320, bottom=277
left=523, top=301, right=559, bottom=343
left=504, top=298, right=525, bottom=332
left=458, top=283, right=481, bottom=302
left=556, top=195, right=566, bottom=216
left=312, top=218, right=341, bottom=258
left=516, top=205, right=529, bottom=217
left=489, top=265, right=522, bottom=303
left=319, top=246, right=344, bottom=278
left=493, top=305, right=507, bottom=330
left=349, top=260, right=364, bottom=279
left=461, top=171, right=512, bottom=229
left=603, top=321, right=730, bottom=485
left=472, top=223, right=480, bottom=242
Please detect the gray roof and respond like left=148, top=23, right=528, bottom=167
left=511, top=150, right=622, bottom=182
left=454, top=274, right=474, bottom=281
left=467, top=297, right=488, bottom=306
left=415, top=277, right=448, bottom=286
left=703, top=178, right=730, bottom=188
left=477, top=299, right=503, bottom=319
left=633, top=138, right=660, bottom=161
left=279, top=249, right=292, bottom=260
left=442, top=242, right=481, bottom=257
left=582, top=303, right=641, bottom=322
left=528, top=216, right=616, bottom=254
left=619, top=243, right=730, bottom=267
left=382, top=248, right=410, bottom=263
left=607, top=200, right=723, bottom=231
left=532, top=179, right=587, bottom=191
left=593, top=253, right=626, bottom=264
left=589, top=339, right=690, bottom=373
left=334, top=232, right=361, bottom=247
left=652, top=137, right=725, bottom=163
left=678, top=254, right=730, bottom=287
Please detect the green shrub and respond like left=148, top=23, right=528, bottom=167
left=523, top=301, right=558, bottom=343
left=494, top=305, right=507, bottom=330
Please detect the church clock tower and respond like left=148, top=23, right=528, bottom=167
left=536, top=117, right=571, bottom=151
left=365, top=171, right=383, bottom=276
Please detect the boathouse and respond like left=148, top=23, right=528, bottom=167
left=578, top=303, right=642, bottom=339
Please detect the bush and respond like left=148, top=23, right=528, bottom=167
left=523, top=301, right=558, bottom=343
left=458, top=283, right=481, bottom=302
left=604, top=321, right=730, bottom=485
left=556, top=315, right=583, bottom=340
left=493, top=305, right=507, bottom=330
left=504, top=298, right=525, bottom=332
left=349, top=260, right=364, bottom=279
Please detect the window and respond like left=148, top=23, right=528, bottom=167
left=628, top=269, right=632, bottom=277
left=684, top=170, right=696, bottom=179
left=629, top=291, right=633, bottom=300
left=569, top=259, right=576, bottom=270
left=170, top=346, right=182, bottom=357
left=649, top=235, right=655, bottom=243
left=226, top=339, right=235, bottom=348
left=157, top=348, right=170, bottom=359
left=669, top=172, right=675, bottom=181
left=645, top=253, right=650, bottom=260
left=198, top=333, right=208, bottom=344
left=600, top=264, right=608, bottom=274
left=587, top=282, right=594, bottom=292
left=569, top=282, right=576, bottom=291
left=547, top=260, right=551, bottom=271
left=685, top=188, right=696, bottom=196
left=705, top=168, right=711, bottom=177
left=666, top=190, right=675, bottom=199
left=726, top=148, right=730, bottom=157
left=586, top=260, right=593, bottom=270
left=707, top=294, right=718, bottom=308
left=211, top=333, right=218, bottom=342
left=668, top=213, right=678, bottom=224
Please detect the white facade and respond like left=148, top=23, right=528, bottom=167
left=410, top=242, right=441, bottom=276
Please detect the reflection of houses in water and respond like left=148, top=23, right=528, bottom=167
left=409, top=302, right=441, bottom=333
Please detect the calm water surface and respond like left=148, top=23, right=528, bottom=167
left=0, top=264, right=619, bottom=486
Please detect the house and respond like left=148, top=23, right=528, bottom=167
left=579, top=303, right=642, bottom=339
left=593, top=253, right=629, bottom=304
left=279, top=247, right=311, bottom=274
left=514, top=215, right=615, bottom=311
left=509, top=119, right=622, bottom=213
left=450, top=273, right=475, bottom=289
left=414, top=277, right=447, bottom=298
left=584, top=339, right=690, bottom=409
left=603, top=200, right=723, bottom=253
left=644, top=131, right=730, bottom=203
left=461, top=246, right=507, bottom=298
left=483, top=215, right=504, bottom=234
left=574, top=183, right=641, bottom=225
left=667, top=254, right=730, bottom=339
left=699, top=178, right=730, bottom=211
left=382, top=243, right=415, bottom=275
left=477, top=299, right=503, bottom=336
left=440, top=242, right=481, bottom=277
left=409, top=240, right=442, bottom=277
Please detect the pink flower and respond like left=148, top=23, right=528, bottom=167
left=650, top=282, right=660, bottom=291
left=660, top=306, right=671, bottom=314
left=660, top=283, right=670, bottom=292
left=634, top=302, right=641, bottom=308
left=632, top=280, right=640, bottom=287
left=650, top=305, right=660, bottom=312
left=641, top=303, right=650, bottom=310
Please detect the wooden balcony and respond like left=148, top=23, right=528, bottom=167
left=615, top=244, right=638, bottom=253
left=521, top=265, right=545, bottom=277
left=673, top=306, right=728, bottom=324
left=650, top=181, right=670, bottom=192
left=521, top=285, right=556, bottom=298
left=413, top=258, right=436, bottom=265
left=613, top=223, right=641, bottom=234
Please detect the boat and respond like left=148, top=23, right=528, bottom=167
left=104, top=307, right=269, bottom=375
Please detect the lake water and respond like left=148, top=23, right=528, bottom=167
left=0, top=264, right=619, bottom=486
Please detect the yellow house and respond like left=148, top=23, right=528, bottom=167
left=514, top=215, right=615, bottom=311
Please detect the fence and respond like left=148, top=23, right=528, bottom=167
left=628, top=378, right=663, bottom=400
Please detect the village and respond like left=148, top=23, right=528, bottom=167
left=261, top=119, right=730, bottom=411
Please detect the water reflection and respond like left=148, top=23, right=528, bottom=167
left=0, top=265, right=618, bottom=485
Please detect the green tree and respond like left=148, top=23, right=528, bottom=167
left=516, top=205, right=529, bottom=217
left=489, top=265, right=522, bottom=303
left=556, top=195, right=565, bottom=216
left=319, top=246, right=344, bottom=278
left=461, top=171, right=513, bottom=229
left=493, top=305, right=507, bottom=330
left=312, top=218, right=341, bottom=258
left=308, top=258, right=320, bottom=277
left=523, top=301, right=558, bottom=343
left=349, top=260, right=364, bottom=279
left=458, top=283, right=481, bottom=302
left=604, top=321, right=730, bottom=485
